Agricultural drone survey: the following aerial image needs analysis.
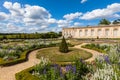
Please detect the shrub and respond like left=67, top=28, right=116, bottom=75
left=59, top=36, right=69, bottom=53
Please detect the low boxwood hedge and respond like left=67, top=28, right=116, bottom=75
left=15, top=66, right=39, bottom=80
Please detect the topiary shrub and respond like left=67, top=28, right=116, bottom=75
left=59, top=36, right=69, bottom=53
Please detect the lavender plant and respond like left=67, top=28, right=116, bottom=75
left=84, top=44, right=120, bottom=80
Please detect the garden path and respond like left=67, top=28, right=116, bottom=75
left=0, top=50, right=40, bottom=80
left=74, top=43, right=103, bottom=62
left=0, top=43, right=102, bottom=80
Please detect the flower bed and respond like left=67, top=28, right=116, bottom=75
left=0, top=41, right=60, bottom=66
left=0, top=39, right=73, bottom=66
left=16, top=44, right=120, bottom=80
left=82, top=43, right=110, bottom=53
left=16, top=57, right=91, bottom=80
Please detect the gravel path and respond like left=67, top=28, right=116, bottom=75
left=74, top=43, right=103, bottom=62
left=0, top=43, right=102, bottom=80
left=0, top=50, right=40, bottom=80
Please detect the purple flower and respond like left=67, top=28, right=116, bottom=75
left=59, top=67, right=63, bottom=77
left=72, top=66, right=76, bottom=74
left=43, top=68, right=46, bottom=74
left=53, top=64, right=59, bottom=70
left=65, top=64, right=73, bottom=72
left=104, top=56, right=111, bottom=64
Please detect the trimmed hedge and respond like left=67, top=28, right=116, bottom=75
left=15, top=66, right=39, bottom=80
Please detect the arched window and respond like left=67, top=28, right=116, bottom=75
left=85, top=30, right=88, bottom=36
left=79, top=30, right=82, bottom=36
left=91, top=29, right=94, bottom=36
left=105, top=29, right=109, bottom=36
left=98, top=29, right=102, bottom=36
left=113, top=29, right=118, bottom=37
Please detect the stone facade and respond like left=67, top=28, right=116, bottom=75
left=62, top=25, right=120, bottom=38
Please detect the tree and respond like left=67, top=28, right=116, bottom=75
left=99, top=18, right=111, bottom=25
left=59, top=36, right=69, bottom=53
left=3, top=35, right=7, bottom=39
left=112, top=19, right=120, bottom=24
left=58, top=32, right=62, bottom=37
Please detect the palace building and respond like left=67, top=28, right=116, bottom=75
left=62, top=25, right=120, bottom=38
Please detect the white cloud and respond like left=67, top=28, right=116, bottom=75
left=81, top=3, right=120, bottom=20
left=0, top=12, right=9, bottom=20
left=113, top=14, right=120, bottom=18
left=1, top=1, right=57, bottom=33
left=23, top=5, right=52, bottom=28
left=3, top=2, right=24, bottom=17
left=57, top=20, right=69, bottom=27
left=7, top=23, right=17, bottom=29
left=5, top=23, right=24, bottom=33
left=1, top=2, right=120, bottom=33
left=74, top=22, right=82, bottom=26
left=59, top=12, right=83, bottom=28
left=63, top=12, right=82, bottom=21
left=81, top=0, right=87, bottom=3
left=48, top=18, right=56, bottom=24
left=3, top=1, right=12, bottom=9
left=24, top=5, right=51, bottom=19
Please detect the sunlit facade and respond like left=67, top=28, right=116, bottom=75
left=62, top=25, right=120, bottom=38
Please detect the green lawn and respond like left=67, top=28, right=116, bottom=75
left=36, top=47, right=92, bottom=62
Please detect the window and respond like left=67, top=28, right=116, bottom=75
left=85, top=30, right=88, bottom=36
left=98, top=29, right=102, bottom=36
left=113, top=29, right=118, bottom=36
left=91, top=29, right=94, bottom=36
left=79, top=30, right=82, bottom=36
left=105, top=29, right=109, bottom=36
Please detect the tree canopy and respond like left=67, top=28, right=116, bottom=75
left=112, top=19, right=120, bottom=24
left=0, top=32, right=62, bottom=39
left=98, top=18, right=111, bottom=25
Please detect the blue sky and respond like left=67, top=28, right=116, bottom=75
left=0, top=0, right=120, bottom=33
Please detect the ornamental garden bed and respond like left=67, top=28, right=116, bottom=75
left=0, top=39, right=65, bottom=66
left=16, top=43, right=120, bottom=80
left=81, top=43, right=110, bottom=54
